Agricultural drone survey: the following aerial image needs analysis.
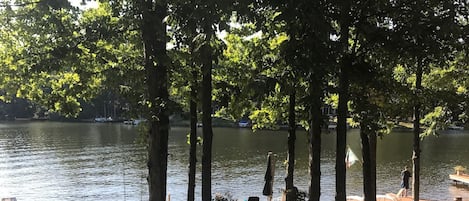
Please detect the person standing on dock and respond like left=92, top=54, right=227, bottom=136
left=400, top=166, right=412, bottom=197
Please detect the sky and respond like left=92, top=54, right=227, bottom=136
left=68, top=0, right=98, bottom=9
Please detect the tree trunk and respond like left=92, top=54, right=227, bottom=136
left=187, top=69, right=198, bottom=201
left=412, top=60, right=423, bottom=201
left=370, top=131, right=377, bottom=200
left=336, top=0, right=351, bottom=200
left=140, top=1, right=169, bottom=201
left=309, top=82, right=322, bottom=201
left=286, top=89, right=297, bottom=201
left=201, top=29, right=213, bottom=201
left=360, top=124, right=376, bottom=201
left=360, top=127, right=371, bottom=201
left=336, top=57, right=350, bottom=201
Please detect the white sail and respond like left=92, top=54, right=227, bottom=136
left=345, top=147, right=360, bottom=168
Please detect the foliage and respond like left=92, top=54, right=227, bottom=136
left=1, top=0, right=468, bottom=200
left=386, top=0, right=468, bottom=135
left=0, top=1, right=95, bottom=116
left=79, top=2, right=145, bottom=118
left=0, top=1, right=144, bottom=117
left=219, top=23, right=290, bottom=129
left=135, top=121, right=150, bottom=147
left=420, top=106, right=449, bottom=137
left=186, top=133, right=203, bottom=145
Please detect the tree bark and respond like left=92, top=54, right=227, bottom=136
left=201, top=28, right=213, bottom=201
left=309, top=82, right=322, bottom=201
left=140, top=1, right=169, bottom=201
left=412, top=60, right=423, bottom=201
left=360, top=124, right=377, bottom=201
left=285, top=89, right=296, bottom=201
left=187, top=69, right=198, bottom=201
left=336, top=0, right=351, bottom=200
left=336, top=57, right=350, bottom=201
left=370, top=131, right=377, bottom=200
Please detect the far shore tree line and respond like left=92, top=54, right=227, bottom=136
left=1, top=1, right=468, bottom=201
left=0, top=93, right=128, bottom=120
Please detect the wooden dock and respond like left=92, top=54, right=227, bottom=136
left=347, top=193, right=428, bottom=201
left=450, top=174, right=469, bottom=184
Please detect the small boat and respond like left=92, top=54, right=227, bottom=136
left=448, top=122, right=465, bottom=130
left=123, top=119, right=146, bottom=125
left=448, top=125, right=464, bottom=130
left=238, top=120, right=251, bottom=128
left=94, top=117, right=112, bottom=122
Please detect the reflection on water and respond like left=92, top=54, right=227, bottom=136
left=0, top=122, right=147, bottom=201
left=1, top=122, right=469, bottom=200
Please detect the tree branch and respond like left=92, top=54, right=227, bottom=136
left=0, top=0, right=45, bottom=7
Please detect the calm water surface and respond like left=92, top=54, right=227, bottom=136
left=0, top=122, right=468, bottom=201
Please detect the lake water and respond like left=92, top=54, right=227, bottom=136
left=0, top=122, right=468, bottom=201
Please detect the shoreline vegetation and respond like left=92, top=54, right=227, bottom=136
left=2, top=117, right=466, bottom=131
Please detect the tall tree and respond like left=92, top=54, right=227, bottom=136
left=167, top=2, right=201, bottom=199
left=220, top=13, right=303, bottom=199
left=286, top=87, right=297, bottom=200
left=277, top=4, right=301, bottom=199
left=0, top=0, right=104, bottom=116
left=200, top=24, right=214, bottom=201
left=188, top=68, right=198, bottom=201
left=192, top=1, right=253, bottom=199
left=336, top=0, right=352, bottom=199
left=194, top=1, right=231, bottom=199
left=271, top=1, right=332, bottom=200
left=387, top=1, right=467, bottom=200
left=341, top=1, right=398, bottom=199
left=138, top=0, right=170, bottom=200
left=349, top=58, right=398, bottom=201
